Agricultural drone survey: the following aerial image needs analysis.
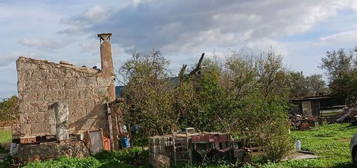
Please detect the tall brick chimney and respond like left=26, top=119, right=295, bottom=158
left=98, top=33, right=115, bottom=101
left=98, top=33, right=114, bottom=76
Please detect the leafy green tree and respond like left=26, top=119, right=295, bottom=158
left=0, top=96, right=19, bottom=121
left=174, top=59, right=228, bottom=131
left=286, top=72, right=327, bottom=98
left=321, top=48, right=355, bottom=81
left=119, top=50, right=292, bottom=161
left=320, top=47, right=357, bottom=105
left=223, top=51, right=292, bottom=161
left=119, top=51, right=175, bottom=136
left=306, top=74, right=328, bottom=96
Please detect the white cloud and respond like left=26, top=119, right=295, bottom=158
left=1, top=0, right=357, bottom=97
left=312, top=30, right=357, bottom=49
left=320, top=30, right=357, bottom=42
left=74, top=0, right=357, bottom=56
left=84, top=5, right=109, bottom=22
left=18, top=38, right=69, bottom=50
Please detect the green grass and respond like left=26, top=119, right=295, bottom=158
left=23, top=147, right=150, bottom=168
left=23, top=157, right=102, bottom=168
left=0, top=130, right=11, bottom=143
left=256, top=123, right=357, bottom=168
left=19, top=123, right=357, bottom=168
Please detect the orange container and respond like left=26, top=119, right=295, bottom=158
left=103, top=136, right=111, bottom=151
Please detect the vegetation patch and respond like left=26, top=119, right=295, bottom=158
left=0, top=130, right=11, bottom=144
left=257, top=123, right=356, bottom=168
left=15, top=124, right=355, bottom=168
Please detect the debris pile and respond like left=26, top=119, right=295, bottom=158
left=149, top=128, right=249, bottom=167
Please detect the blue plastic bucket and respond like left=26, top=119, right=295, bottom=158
left=121, top=138, right=131, bottom=148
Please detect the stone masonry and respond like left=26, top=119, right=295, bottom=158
left=16, top=33, right=116, bottom=139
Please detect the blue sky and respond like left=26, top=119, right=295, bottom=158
left=0, top=0, right=357, bottom=98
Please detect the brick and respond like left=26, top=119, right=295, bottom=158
left=20, top=136, right=37, bottom=144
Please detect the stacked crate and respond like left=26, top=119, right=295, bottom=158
left=149, top=128, right=199, bottom=166
left=173, top=134, right=191, bottom=163
left=149, top=135, right=174, bottom=165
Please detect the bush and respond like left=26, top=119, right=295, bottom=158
left=119, top=50, right=293, bottom=162
left=0, top=96, right=19, bottom=122
left=23, top=157, right=102, bottom=168
left=94, top=148, right=149, bottom=167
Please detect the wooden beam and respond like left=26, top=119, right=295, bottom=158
left=106, top=103, right=115, bottom=151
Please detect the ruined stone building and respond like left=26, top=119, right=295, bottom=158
left=13, top=33, right=118, bottom=160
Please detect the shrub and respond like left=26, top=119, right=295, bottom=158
left=23, top=157, right=102, bottom=168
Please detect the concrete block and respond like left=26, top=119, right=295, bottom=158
left=46, top=108, right=57, bottom=135
left=54, top=102, right=69, bottom=141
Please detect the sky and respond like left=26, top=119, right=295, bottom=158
left=0, top=0, right=357, bottom=98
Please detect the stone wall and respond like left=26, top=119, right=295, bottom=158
left=16, top=57, right=114, bottom=138
left=15, top=140, right=90, bottom=163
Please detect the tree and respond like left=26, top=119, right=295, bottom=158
left=0, top=96, right=19, bottom=121
left=306, top=74, right=327, bottom=96
left=321, top=48, right=355, bottom=81
left=118, top=49, right=292, bottom=161
left=222, top=51, right=292, bottom=161
left=320, top=47, right=357, bottom=105
left=286, top=72, right=327, bottom=98
left=119, top=50, right=175, bottom=136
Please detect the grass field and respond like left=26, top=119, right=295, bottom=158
left=0, top=130, right=11, bottom=144
left=255, top=123, right=356, bottom=168
left=13, top=123, right=357, bottom=167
